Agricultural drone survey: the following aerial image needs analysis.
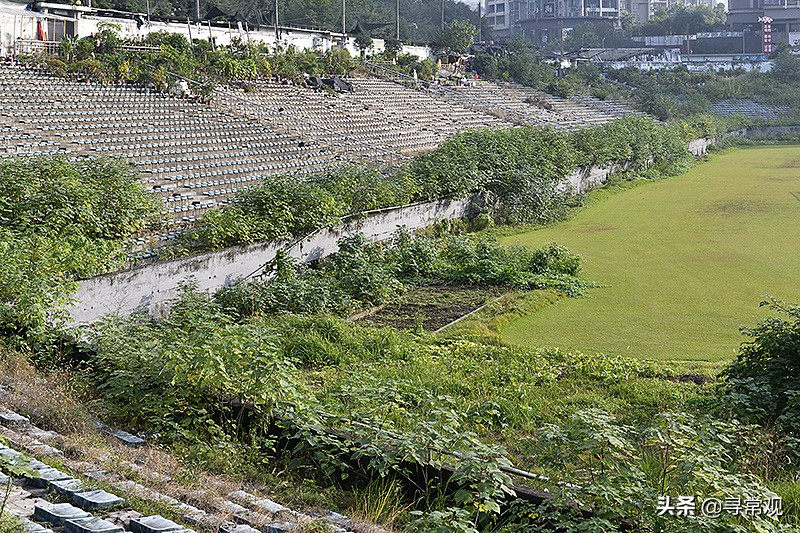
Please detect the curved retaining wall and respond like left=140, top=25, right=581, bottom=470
left=69, top=198, right=472, bottom=323
left=67, top=138, right=718, bottom=324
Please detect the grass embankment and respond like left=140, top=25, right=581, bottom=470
left=493, top=146, right=800, bottom=361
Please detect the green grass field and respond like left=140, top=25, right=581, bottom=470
left=500, top=146, right=800, bottom=361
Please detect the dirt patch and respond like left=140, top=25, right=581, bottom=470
left=355, top=286, right=506, bottom=331
left=705, top=198, right=771, bottom=216
left=576, top=223, right=616, bottom=233
left=663, top=373, right=713, bottom=385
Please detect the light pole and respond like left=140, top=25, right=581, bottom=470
left=478, top=1, right=482, bottom=43
left=742, top=27, right=748, bottom=54
left=275, top=0, right=280, bottom=41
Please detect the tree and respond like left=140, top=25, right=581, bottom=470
left=434, top=19, right=477, bottom=54
left=637, top=3, right=726, bottom=36
left=383, top=37, right=402, bottom=59
left=770, top=44, right=800, bottom=83
left=354, top=33, right=374, bottom=56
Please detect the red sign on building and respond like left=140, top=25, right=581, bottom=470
left=759, top=16, right=773, bottom=54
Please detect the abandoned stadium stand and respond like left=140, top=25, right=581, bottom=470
left=0, top=63, right=342, bottom=230
left=0, top=61, right=637, bottom=239
left=215, top=76, right=508, bottom=161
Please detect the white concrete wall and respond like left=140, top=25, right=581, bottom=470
left=566, top=166, right=612, bottom=194
left=688, top=137, right=713, bottom=156
left=76, top=15, right=432, bottom=59
left=69, top=198, right=471, bottom=323
left=0, top=12, right=45, bottom=55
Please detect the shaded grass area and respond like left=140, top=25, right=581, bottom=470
left=498, top=146, right=800, bottom=361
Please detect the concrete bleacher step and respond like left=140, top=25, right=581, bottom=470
left=73, top=489, right=125, bottom=511
left=29, top=466, right=71, bottom=488
left=50, top=478, right=87, bottom=496
left=65, top=517, right=124, bottom=533
left=0, top=410, right=31, bottom=427
left=128, top=515, right=184, bottom=533
left=20, top=516, right=55, bottom=533
left=33, top=502, right=92, bottom=526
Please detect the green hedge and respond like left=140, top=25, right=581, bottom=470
left=165, top=116, right=692, bottom=257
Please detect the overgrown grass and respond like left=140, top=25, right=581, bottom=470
left=497, top=145, right=800, bottom=361
left=0, top=515, right=22, bottom=533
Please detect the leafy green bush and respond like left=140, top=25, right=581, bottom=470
left=214, top=231, right=592, bottom=321
left=510, top=410, right=782, bottom=532
left=406, top=126, right=578, bottom=224
left=0, top=156, right=160, bottom=350
left=571, top=115, right=691, bottom=173
left=721, top=298, right=800, bottom=436
left=85, top=282, right=307, bottom=441
left=164, top=165, right=416, bottom=257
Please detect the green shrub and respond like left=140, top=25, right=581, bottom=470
left=215, top=231, right=591, bottom=321
left=0, top=156, right=161, bottom=351
left=721, top=298, right=800, bottom=436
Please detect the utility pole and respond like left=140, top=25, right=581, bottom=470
left=342, top=0, right=346, bottom=34
left=195, top=0, right=200, bottom=22
left=441, top=0, right=444, bottom=30
left=477, top=1, right=481, bottom=43
left=558, top=18, right=563, bottom=77
left=275, top=0, right=279, bottom=42
left=396, top=0, right=400, bottom=40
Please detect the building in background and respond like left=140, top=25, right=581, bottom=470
left=486, top=0, right=620, bottom=40
left=727, top=0, right=800, bottom=47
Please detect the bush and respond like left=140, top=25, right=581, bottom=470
left=721, top=298, right=800, bottom=435
left=214, top=231, right=592, bottom=320
left=165, top=165, right=409, bottom=256
left=0, top=156, right=161, bottom=351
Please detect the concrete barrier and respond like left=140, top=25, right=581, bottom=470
left=69, top=199, right=471, bottom=323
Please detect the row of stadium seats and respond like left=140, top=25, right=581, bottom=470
left=0, top=62, right=636, bottom=232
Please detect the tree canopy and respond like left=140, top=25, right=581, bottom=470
left=637, top=3, right=727, bottom=36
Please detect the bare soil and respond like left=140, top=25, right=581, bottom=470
left=355, top=286, right=506, bottom=332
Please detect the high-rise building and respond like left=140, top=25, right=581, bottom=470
left=486, top=0, right=620, bottom=38
left=728, top=0, right=800, bottom=45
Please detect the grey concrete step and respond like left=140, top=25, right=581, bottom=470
left=33, top=502, right=92, bottom=526
left=29, top=467, right=71, bottom=488
left=0, top=410, right=31, bottom=427
left=129, top=515, right=183, bottom=533
left=73, top=489, right=125, bottom=511
left=50, top=478, right=87, bottom=496
left=264, top=523, right=295, bottom=533
left=65, top=517, right=124, bottom=533
left=19, top=516, right=54, bottom=533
